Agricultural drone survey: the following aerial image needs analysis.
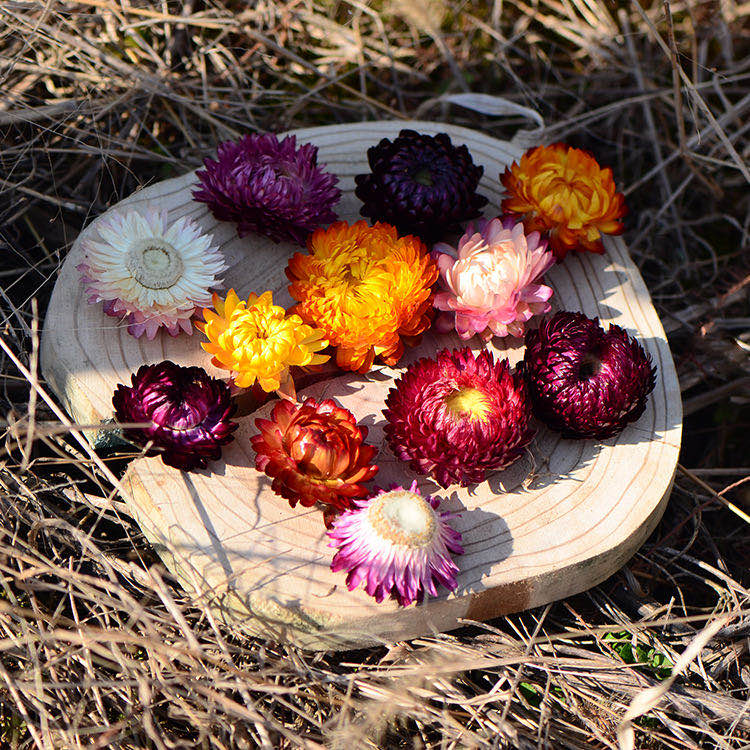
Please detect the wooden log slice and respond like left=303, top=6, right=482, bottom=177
left=40, top=121, right=682, bottom=650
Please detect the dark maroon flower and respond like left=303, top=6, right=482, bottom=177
left=522, top=311, right=657, bottom=439
left=193, top=133, right=341, bottom=244
left=354, top=129, right=488, bottom=243
left=383, top=348, right=534, bottom=487
left=112, top=360, right=238, bottom=470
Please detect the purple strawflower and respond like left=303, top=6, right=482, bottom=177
left=193, top=133, right=341, bottom=244
left=112, top=360, right=238, bottom=470
left=354, top=129, right=488, bottom=243
left=522, top=311, right=657, bottom=439
left=328, top=481, right=463, bottom=606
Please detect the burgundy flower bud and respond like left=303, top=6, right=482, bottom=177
left=522, top=311, right=657, bottom=439
left=112, top=360, right=238, bottom=471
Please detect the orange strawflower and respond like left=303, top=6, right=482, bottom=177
left=286, top=220, right=438, bottom=372
left=197, top=289, right=328, bottom=392
left=500, top=143, right=626, bottom=261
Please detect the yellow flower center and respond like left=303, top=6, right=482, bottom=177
left=226, top=307, right=297, bottom=359
left=318, top=252, right=393, bottom=318
left=126, top=239, right=184, bottom=290
left=444, top=386, right=491, bottom=422
left=368, top=490, right=437, bottom=549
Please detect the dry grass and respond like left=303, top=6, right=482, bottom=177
left=0, top=0, right=749, bottom=747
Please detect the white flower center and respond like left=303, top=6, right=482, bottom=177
left=126, top=239, right=184, bottom=290
left=368, top=490, right=437, bottom=548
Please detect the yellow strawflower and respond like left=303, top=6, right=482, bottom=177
left=198, top=289, right=328, bottom=392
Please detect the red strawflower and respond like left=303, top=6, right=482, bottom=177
left=383, top=348, right=534, bottom=487
left=522, top=311, right=656, bottom=438
left=251, top=397, right=378, bottom=511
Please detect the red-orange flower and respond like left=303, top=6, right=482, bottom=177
left=501, top=143, right=626, bottom=261
left=251, top=397, right=378, bottom=512
left=286, top=220, right=438, bottom=372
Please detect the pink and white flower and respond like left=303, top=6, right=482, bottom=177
left=328, top=481, right=463, bottom=606
left=433, top=216, right=554, bottom=341
left=78, top=207, right=226, bottom=339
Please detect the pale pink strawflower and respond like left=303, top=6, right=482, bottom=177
left=327, top=481, right=463, bottom=606
left=433, top=216, right=554, bottom=341
left=78, top=207, right=226, bottom=339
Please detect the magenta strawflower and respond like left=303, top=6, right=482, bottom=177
left=328, top=481, right=463, bottom=606
left=433, top=216, right=554, bottom=341
left=354, top=129, right=488, bottom=242
left=112, top=360, right=237, bottom=470
left=384, top=348, right=534, bottom=487
left=193, top=133, right=341, bottom=244
left=523, top=311, right=657, bottom=438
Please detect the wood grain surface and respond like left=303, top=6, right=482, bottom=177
left=40, top=121, right=682, bottom=650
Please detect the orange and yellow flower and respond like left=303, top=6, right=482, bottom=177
left=500, top=143, right=626, bottom=261
left=197, top=289, right=328, bottom=392
left=286, top=220, right=438, bottom=372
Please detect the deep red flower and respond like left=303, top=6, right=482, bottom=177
left=112, top=360, right=238, bottom=470
left=383, top=348, right=534, bottom=487
left=522, top=311, right=656, bottom=438
left=251, top=397, right=378, bottom=511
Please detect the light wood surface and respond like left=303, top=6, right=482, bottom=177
left=40, top=121, right=682, bottom=650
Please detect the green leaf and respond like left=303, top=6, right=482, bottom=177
left=519, top=681, right=542, bottom=708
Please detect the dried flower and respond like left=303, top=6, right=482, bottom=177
left=433, top=216, right=554, bottom=341
left=198, top=289, right=328, bottom=392
left=193, top=133, right=341, bottom=244
left=251, top=397, right=378, bottom=512
left=287, top=220, right=438, bottom=372
left=522, top=311, right=657, bottom=438
left=328, top=481, right=463, bottom=606
left=501, top=143, right=626, bottom=261
left=112, top=360, right=237, bottom=471
left=384, top=348, right=534, bottom=487
left=78, top=207, right=225, bottom=339
left=354, top=129, right=488, bottom=242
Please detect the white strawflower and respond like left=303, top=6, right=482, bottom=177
left=78, top=207, right=226, bottom=339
